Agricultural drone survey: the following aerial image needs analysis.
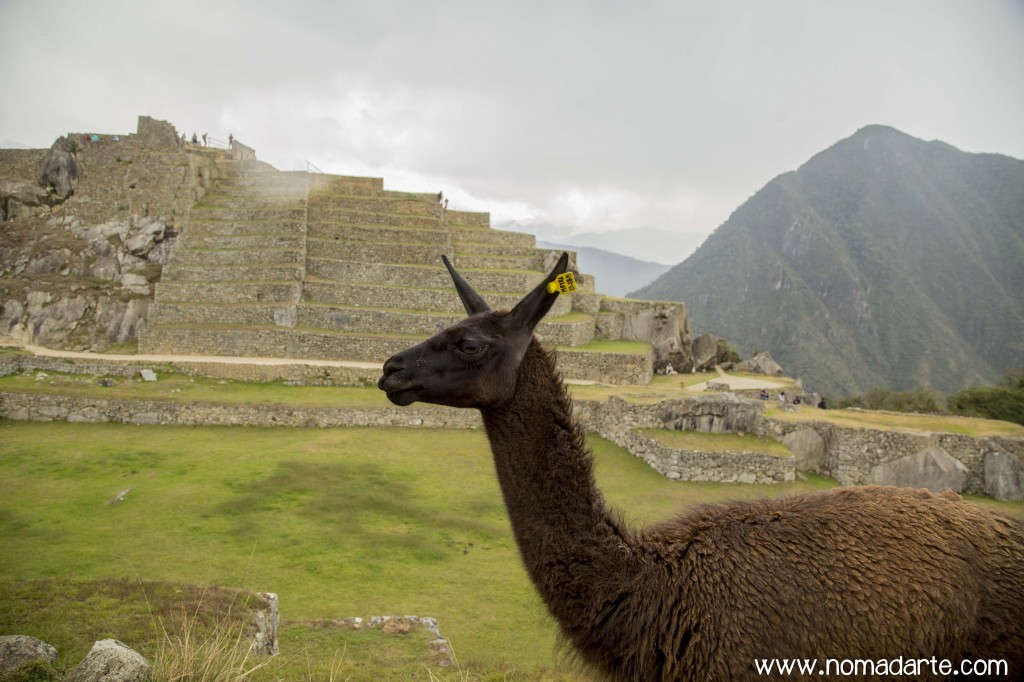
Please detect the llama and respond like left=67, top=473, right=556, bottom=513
left=378, top=253, right=1024, bottom=681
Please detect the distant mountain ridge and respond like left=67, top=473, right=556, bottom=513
left=537, top=241, right=671, bottom=297
left=632, top=125, right=1024, bottom=397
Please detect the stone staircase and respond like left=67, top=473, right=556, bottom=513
left=141, top=164, right=655, bottom=383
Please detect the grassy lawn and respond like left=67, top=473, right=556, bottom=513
left=2, top=420, right=1022, bottom=678
left=567, top=372, right=716, bottom=403
left=640, top=429, right=793, bottom=457
left=0, top=421, right=850, bottom=679
left=763, top=401, right=1024, bottom=438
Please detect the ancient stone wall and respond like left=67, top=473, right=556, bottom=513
left=2, top=352, right=1021, bottom=494
left=0, top=352, right=381, bottom=386
left=755, top=417, right=1024, bottom=498
left=0, top=391, right=479, bottom=430
left=0, top=149, right=48, bottom=182
left=610, top=428, right=794, bottom=483
left=557, top=348, right=653, bottom=384
left=575, top=394, right=791, bottom=483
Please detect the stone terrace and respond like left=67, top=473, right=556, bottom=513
left=141, top=166, right=655, bottom=383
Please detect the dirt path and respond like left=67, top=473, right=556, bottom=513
left=686, top=374, right=787, bottom=392
left=14, top=344, right=383, bottom=370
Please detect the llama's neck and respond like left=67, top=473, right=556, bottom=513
left=481, top=340, right=642, bottom=643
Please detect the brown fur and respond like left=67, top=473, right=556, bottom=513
left=379, top=255, right=1024, bottom=681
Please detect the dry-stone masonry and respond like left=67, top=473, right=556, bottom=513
left=2, top=114, right=696, bottom=384
left=3, top=352, right=1021, bottom=495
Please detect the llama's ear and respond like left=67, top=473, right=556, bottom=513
left=443, top=255, right=491, bottom=315
left=507, top=252, right=570, bottom=332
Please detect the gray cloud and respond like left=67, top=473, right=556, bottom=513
left=3, top=0, right=1022, bottom=263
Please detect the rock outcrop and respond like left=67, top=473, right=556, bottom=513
left=691, top=332, right=718, bottom=371
left=36, top=136, right=79, bottom=200
left=735, top=351, right=784, bottom=376
left=0, top=180, right=51, bottom=221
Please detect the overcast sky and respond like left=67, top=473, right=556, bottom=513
left=2, top=1, right=1023, bottom=264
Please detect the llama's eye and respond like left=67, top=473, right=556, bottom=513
left=457, top=340, right=482, bottom=356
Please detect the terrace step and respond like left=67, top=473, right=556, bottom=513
left=184, top=218, right=307, bottom=237
left=450, top=226, right=535, bottom=248
left=189, top=205, right=307, bottom=222
left=453, top=253, right=546, bottom=271
left=161, top=264, right=305, bottom=282
left=306, top=223, right=449, bottom=246
left=139, top=325, right=424, bottom=363
left=310, top=174, right=385, bottom=195
left=308, top=194, right=441, bottom=217
left=454, top=241, right=539, bottom=258
left=305, top=239, right=448, bottom=265
left=308, top=207, right=443, bottom=229
left=169, top=248, right=304, bottom=267
left=146, top=303, right=595, bottom=345
left=154, top=281, right=301, bottom=304
left=139, top=326, right=639, bottom=380
left=306, top=259, right=545, bottom=291
left=179, top=234, right=305, bottom=250
left=302, top=280, right=574, bottom=316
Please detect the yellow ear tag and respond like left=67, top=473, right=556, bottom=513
left=546, top=272, right=577, bottom=294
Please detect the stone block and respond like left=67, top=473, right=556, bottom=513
left=782, top=428, right=825, bottom=471
left=984, top=451, right=1024, bottom=501
left=869, top=445, right=968, bottom=493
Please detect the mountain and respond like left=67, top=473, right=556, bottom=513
left=538, top=241, right=671, bottom=297
left=631, top=125, right=1024, bottom=397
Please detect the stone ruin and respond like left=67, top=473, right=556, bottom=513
left=1, top=115, right=698, bottom=385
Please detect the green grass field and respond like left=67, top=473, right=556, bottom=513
left=0, top=420, right=849, bottom=679
left=2, top=414, right=1022, bottom=678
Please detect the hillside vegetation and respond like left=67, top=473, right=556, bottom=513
left=632, top=125, right=1024, bottom=397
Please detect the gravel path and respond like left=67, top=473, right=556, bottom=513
left=16, top=344, right=383, bottom=370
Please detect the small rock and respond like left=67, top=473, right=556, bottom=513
left=0, top=635, right=58, bottom=675
left=107, top=488, right=133, bottom=506
left=381, top=618, right=413, bottom=635
left=139, top=369, right=158, bottom=382
left=65, top=639, right=151, bottom=682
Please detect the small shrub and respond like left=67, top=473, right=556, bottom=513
left=948, top=386, right=1024, bottom=426
left=854, top=387, right=945, bottom=414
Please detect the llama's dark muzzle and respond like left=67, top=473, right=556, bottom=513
left=378, top=354, right=419, bottom=405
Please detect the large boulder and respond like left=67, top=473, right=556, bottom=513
left=691, top=333, right=718, bottom=371
left=96, top=297, right=148, bottom=343
left=65, top=639, right=151, bottom=682
left=735, top=351, right=785, bottom=376
left=869, top=446, right=968, bottom=493
left=124, top=217, right=166, bottom=256
left=1, top=299, right=25, bottom=336
left=782, top=428, right=826, bottom=471
left=22, top=293, right=91, bottom=346
left=599, top=299, right=694, bottom=372
left=984, top=450, right=1024, bottom=501
left=0, top=635, right=57, bottom=676
left=0, top=180, right=51, bottom=220
left=36, top=136, right=79, bottom=200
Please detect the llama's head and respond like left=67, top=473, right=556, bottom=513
left=377, top=252, right=571, bottom=409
